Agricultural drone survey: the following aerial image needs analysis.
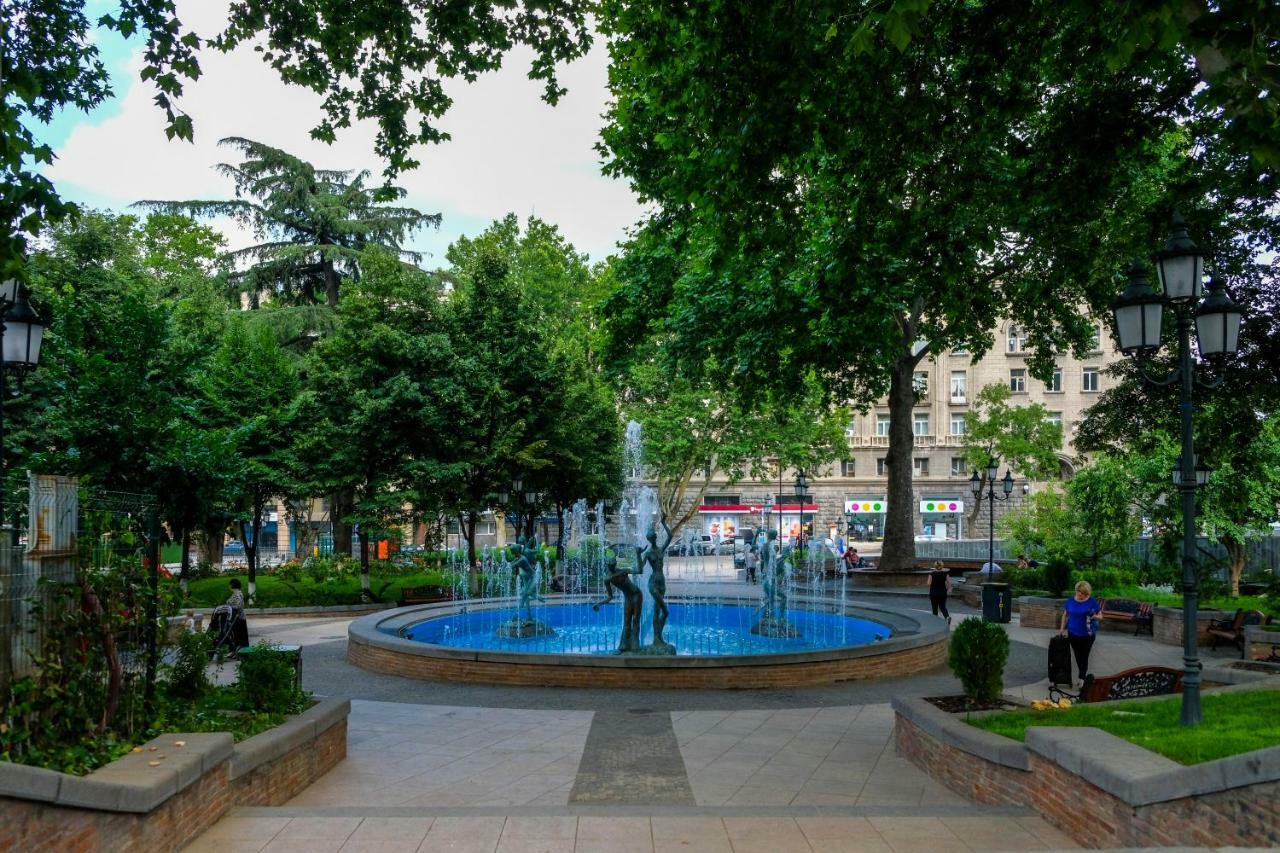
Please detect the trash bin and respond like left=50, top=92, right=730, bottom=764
left=981, top=583, right=1012, bottom=623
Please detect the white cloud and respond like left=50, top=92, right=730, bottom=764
left=45, top=3, right=643, bottom=262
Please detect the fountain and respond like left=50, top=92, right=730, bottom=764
left=347, top=420, right=949, bottom=687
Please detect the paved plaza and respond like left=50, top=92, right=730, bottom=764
left=188, top=584, right=1258, bottom=852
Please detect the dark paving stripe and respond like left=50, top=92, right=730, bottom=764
left=569, top=710, right=695, bottom=805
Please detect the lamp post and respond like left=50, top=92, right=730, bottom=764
left=794, top=470, right=810, bottom=553
left=0, top=280, right=45, bottom=543
left=970, top=462, right=1014, bottom=573
left=1110, top=213, right=1244, bottom=727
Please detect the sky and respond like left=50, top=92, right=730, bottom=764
left=36, top=1, right=644, bottom=267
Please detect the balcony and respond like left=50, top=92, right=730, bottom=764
left=912, top=434, right=936, bottom=447
left=871, top=435, right=890, bottom=447
left=949, top=394, right=967, bottom=405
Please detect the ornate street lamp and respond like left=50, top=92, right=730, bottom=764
left=970, top=464, right=1014, bottom=576
left=794, top=470, right=809, bottom=551
left=1110, top=212, right=1245, bottom=727
left=0, top=280, right=45, bottom=541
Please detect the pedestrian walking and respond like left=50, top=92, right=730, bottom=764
left=928, top=560, right=951, bottom=624
left=1059, top=581, right=1102, bottom=686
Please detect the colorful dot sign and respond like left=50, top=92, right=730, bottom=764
left=921, top=501, right=961, bottom=512
left=846, top=501, right=883, bottom=512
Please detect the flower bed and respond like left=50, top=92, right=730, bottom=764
left=0, top=698, right=349, bottom=853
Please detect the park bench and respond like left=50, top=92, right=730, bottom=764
left=1050, top=665, right=1183, bottom=704
left=398, top=585, right=454, bottom=607
left=1208, top=609, right=1271, bottom=658
left=1097, top=598, right=1155, bottom=636
left=912, top=557, right=988, bottom=576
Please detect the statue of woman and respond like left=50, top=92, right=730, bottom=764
left=590, top=551, right=644, bottom=653
left=513, top=535, right=544, bottom=622
left=636, top=520, right=674, bottom=651
left=758, top=529, right=778, bottom=615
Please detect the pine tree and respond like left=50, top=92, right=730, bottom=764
left=138, top=137, right=439, bottom=309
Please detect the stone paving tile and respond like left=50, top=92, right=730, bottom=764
left=417, top=816, right=506, bottom=853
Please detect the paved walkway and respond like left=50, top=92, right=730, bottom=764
left=188, top=588, right=1249, bottom=852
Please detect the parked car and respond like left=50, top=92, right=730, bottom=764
left=223, top=540, right=246, bottom=555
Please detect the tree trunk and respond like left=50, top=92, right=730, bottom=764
left=1223, top=534, right=1247, bottom=597
left=462, top=512, right=479, bottom=596
left=180, top=528, right=191, bottom=595
left=323, top=256, right=339, bottom=308
left=332, top=488, right=355, bottom=556
left=556, top=504, right=566, bottom=559
left=879, top=356, right=919, bottom=571
left=358, top=527, right=371, bottom=600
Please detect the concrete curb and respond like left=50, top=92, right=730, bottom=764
left=895, top=685, right=1280, bottom=807
left=228, top=697, right=351, bottom=780
left=0, top=699, right=350, bottom=814
left=891, top=695, right=1030, bottom=770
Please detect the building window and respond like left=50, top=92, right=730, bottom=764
left=913, top=457, right=930, bottom=477
left=913, top=371, right=929, bottom=396
left=950, top=370, right=967, bottom=401
left=841, top=459, right=856, bottom=477
left=913, top=413, right=930, bottom=436
left=951, top=457, right=968, bottom=476
left=876, top=457, right=888, bottom=476
left=876, top=414, right=890, bottom=436
left=1007, top=325, right=1025, bottom=353
left=1047, top=366, right=1062, bottom=392
left=704, top=494, right=741, bottom=506
left=950, top=414, right=967, bottom=435
left=844, top=418, right=858, bottom=439
left=1082, top=367, right=1100, bottom=392
left=1046, top=411, right=1063, bottom=428
left=1090, top=324, right=1103, bottom=352
left=1009, top=368, right=1026, bottom=393
left=952, top=343, right=968, bottom=354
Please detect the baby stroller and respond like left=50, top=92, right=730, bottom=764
left=207, top=606, right=248, bottom=658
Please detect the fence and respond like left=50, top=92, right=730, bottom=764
left=913, top=535, right=1280, bottom=576
left=0, top=473, right=157, bottom=693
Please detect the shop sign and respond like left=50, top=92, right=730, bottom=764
left=920, top=500, right=963, bottom=513
left=845, top=499, right=885, bottom=513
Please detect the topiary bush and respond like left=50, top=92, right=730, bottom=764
left=947, top=618, right=1010, bottom=705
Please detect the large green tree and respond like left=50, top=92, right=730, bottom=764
left=298, top=247, right=457, bottom=593
left=139, top=137, right=438, bottom=308
left=960, top=383, right=1064, bottom=532
left=596, top=0, right=1250, bottom=570
left=4, top=0, right=593, bottom=277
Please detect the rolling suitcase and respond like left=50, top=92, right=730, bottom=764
left=1048, top=635, right=1073, bottom=686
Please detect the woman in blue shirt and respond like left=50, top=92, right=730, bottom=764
left=1059, top=580, right=1101, bottom=684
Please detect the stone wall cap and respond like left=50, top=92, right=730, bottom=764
left=892, top=695, right=1030, bottom=770
left=0, top=759, right=64, bottom=802
left=228, top=697, right=350, bottom=780
left=1025, top=722, right=1280, bottom=806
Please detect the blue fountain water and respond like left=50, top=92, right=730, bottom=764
left=398, top=602, right=889, bottom=656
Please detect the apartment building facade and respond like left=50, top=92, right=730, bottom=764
left=671, top=320, right=1124, bottom=545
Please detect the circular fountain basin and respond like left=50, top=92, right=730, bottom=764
left=348, top=595, right=949, bottom=688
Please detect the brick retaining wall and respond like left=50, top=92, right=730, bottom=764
left=1018, top=597, right=1064, bottom=629
left=894, top=694, right=1280, bottom=849
left=348, top=634, right=948, bottom=688
left=1153, top=606, right=1228, bottom=647
left=0, top=699, right=348, bottom=853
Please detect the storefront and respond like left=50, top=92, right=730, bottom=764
left=844, top=498, right=886, bottom=540
left=697, top=504, right=761, bottom=540
left=772, top=502, right=820, bottom=545
left=919, top=498, right=965, bottom=540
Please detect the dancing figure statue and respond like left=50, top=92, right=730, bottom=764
left=514, top=536, right=545, bottom=622
left=590, top=551, right=644, bottom=653
left=752, top=528, right=799, bottom=638
left=496, top=535, right=555, bottom=639
left=636, top=520, right=675, bottom=654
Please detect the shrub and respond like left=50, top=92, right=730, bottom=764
left=1042, top=557, right=1073, bottom=597
left=166, top=629, right=213, bottom=700
left=1072, top=566, right=1136, bottom=594
left=236, top=642, right=305, bottom=713
left=948, top=618, right=1010, bottom=705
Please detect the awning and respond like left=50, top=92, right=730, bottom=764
left=696, top=503, right=819, bottom=513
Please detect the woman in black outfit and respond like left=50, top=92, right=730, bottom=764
left=928, top=560, right=951, bottom=624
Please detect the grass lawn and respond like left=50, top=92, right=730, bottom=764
left=180, top=570, right=449, bottom=608
left=967, top=690, right=1280, bottom=764
left=1087, top=585, right=1278, bottom=619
